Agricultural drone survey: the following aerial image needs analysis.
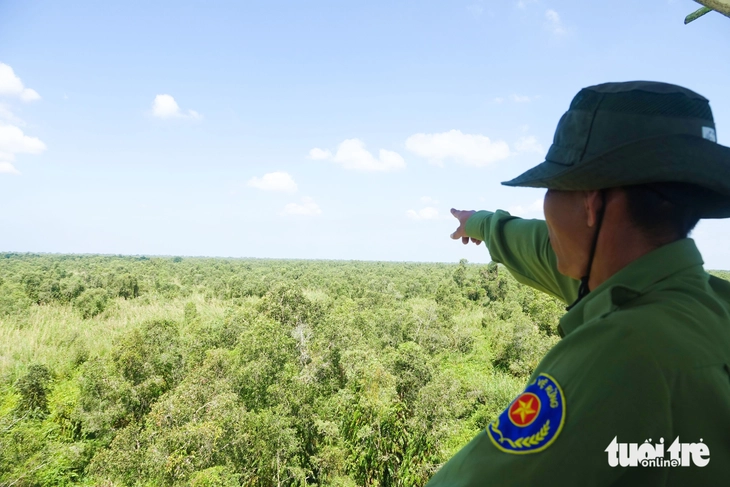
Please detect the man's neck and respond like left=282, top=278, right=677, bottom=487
left=587, top=222, right=671, bottom=292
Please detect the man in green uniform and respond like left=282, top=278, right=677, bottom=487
left=428, top=81, right=730, bottom=486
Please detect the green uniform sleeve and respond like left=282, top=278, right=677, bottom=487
left=426, top=317, right=674, bottom=486
left=464, top=210, right=579, bottom=304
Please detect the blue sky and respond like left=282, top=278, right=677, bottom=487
left=1, top=0, right=729, bottom=267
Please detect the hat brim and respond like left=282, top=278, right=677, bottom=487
left=501, top=135, right=730, bottom=218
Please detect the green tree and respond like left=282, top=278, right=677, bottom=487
left=15, top=364, right=53, bottom=418
left=73, top=288, right=109, bottom=319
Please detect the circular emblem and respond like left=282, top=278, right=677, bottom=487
left=508, top=392, right=541, bottom=427
left=487, top=373, right=566, bottom=454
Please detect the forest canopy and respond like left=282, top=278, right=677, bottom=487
left=2, top=253, right=728, bottom=486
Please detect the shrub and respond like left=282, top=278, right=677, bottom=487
left=233, top=314, right=298, bottom=410
left=258, top=284, right=320, bottom=327
left=520, top=288, right=563, bottom=336
left=15, top=364, right=53, bottom=417
left=155, top=280, right=181, bottom=299
left=59, top=275, right=86, bottom=303
left=491, top=316, right=559, bottom=378
left=184, top=301, right=200, bottom=324
left=76, top=358, right=135, bottom=441
left=112, top=319, right=183, bottom=388
left=116, top=273, right=139, bottom=299
left=392, top=342, right=432, bottom=405
left=408, top=298, right=451, bottom=353
left=0, top=282, right=32, bottom=317
left=190, top=466, right=241, bottom=487
left=479, top=263, right=510, bottom=302
left=73, top=288, right=109, bottom=319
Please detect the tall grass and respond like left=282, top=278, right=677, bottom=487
left=0, top=295, right=229, bottom=382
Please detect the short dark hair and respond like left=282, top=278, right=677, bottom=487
left=622, top=183, right=702, bottom=244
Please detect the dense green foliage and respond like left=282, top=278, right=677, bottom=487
left=3, top=254, right=722, bottom=486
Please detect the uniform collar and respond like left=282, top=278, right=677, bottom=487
left=558, top=238, right=704, bottom=337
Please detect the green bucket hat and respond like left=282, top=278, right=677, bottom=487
left=502, top=81, right=730, bottom=218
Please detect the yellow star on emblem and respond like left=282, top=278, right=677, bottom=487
left=511, top=397, right=536, bottom=423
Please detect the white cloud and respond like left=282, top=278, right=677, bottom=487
left=508, top=198, right=544, bottom=218
left=247, top=171, right=298, bottom=192
left=405, top=129, right=511, bottom=167
left=515, top=135, right=544, bottom=154
left=0, top=104, right=24, bottom=126
left=420, top=196, right=439, bottom=205
left=0, top=65, right=23, bottom=95
left=281, top=196, right=322, bottom=216
left=152, top=94, right=179, bottom=118
left=309, top=139, right=406, bottom=172
left=516, top=0, right=538, bottom=9
left=545, top=9, right=567, bottom=35
left=545, top=9, right=560, bottom=23
left=0, top=161, right=20, bottom=174
left=0, top=124, right=46, bottom=155
left=0, top=63, right=40, bottom=102
left=406, top=207, right=439, bottom=221
left=308, top=148, right=332, bottom=160
left=151, top=94, right=200, bottom=119
left=467, top=4, right=484, bottom=16
left=0, top=123, right=46, bottom=175
left=494, top=95, right=538, bottom=104
left=20, top=88, right=40, bottom=102
left=510, top=94, right=532, bottom=103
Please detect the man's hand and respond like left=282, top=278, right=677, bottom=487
left=450, top=208, right=482, bottom=245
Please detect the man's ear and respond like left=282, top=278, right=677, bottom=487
left=584, top=190, right=605, bottom=228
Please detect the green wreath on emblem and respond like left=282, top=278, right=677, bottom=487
left=490, top=419, right=551, bottom=449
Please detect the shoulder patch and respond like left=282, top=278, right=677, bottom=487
left=487, top=372, right=566, bottom=454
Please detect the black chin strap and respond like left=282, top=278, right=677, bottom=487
left=566, top=190, right=606, bottom=312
